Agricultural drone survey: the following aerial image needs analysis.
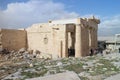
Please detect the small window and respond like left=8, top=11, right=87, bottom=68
left=44, top=37, right=48, bottom=44
left=40, top=25, right=42, bottom=28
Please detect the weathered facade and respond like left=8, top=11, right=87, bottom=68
left=0, top=17, right=100, bottom=58
left=0, top=29, right=27, bottom=51
left=27, top=17, right=100, bottom=58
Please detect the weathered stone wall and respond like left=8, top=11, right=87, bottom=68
left=51, top=24, right=67, bottom=58
left=0, top=29, right=27, bottom=51
left=26, top=17, right=100, bottom=58
left=26, top=23, right=53, bottom=57
left=27, top=23, right=75, bottom=58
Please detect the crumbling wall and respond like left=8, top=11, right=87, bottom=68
left=0, top=29, right=27, bottom=51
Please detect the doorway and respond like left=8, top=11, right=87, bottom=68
left=68, top=32, right=75, bottom=57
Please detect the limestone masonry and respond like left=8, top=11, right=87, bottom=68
left=0, top=29, right=27, bottom=51
left=0, top=17, right=100, bottom=58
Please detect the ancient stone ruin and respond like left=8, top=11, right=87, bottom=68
left=0, top=17, right=100, bottom=58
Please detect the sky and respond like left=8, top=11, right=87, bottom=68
left=0, top=0, right=120, bottom=36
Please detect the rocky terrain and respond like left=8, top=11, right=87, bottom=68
left=0, top=49, right=120, bottom=80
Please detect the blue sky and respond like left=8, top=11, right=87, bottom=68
left=0, top=0, right=120, bottom=36
left=54, top=0, right=120, bottom=16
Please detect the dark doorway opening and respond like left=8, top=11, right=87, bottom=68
left=68, top=48, right=75, bottom=57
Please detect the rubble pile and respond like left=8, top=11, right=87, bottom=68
left=0, top=50, right=120, bottom=80
left=0, top=48, right=52, bottom=61
left=0, top=48, right=30, bottom=61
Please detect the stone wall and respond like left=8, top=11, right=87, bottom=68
left=26, top=23, right=75, bottom=58
left=0, top=29, right=27, bottom=51
left=26, top=23, right=53, bottom=57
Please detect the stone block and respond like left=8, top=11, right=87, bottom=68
left=26, top=71, right=81, bottom=80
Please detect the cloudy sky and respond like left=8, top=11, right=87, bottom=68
left=0, top=0, right=120, bottom=36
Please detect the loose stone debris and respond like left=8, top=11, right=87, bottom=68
left=0, top=49, right=120, bottom=80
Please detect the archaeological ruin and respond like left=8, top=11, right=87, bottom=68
left=0, top=17, right=100, bottom=58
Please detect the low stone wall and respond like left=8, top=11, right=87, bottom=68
left=0, top=29, right=27, bottom=51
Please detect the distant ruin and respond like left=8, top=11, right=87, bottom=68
left=0, top=17, right=100, bottom=58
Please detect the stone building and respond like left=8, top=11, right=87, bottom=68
left=0, top=17, right=100, bottom=58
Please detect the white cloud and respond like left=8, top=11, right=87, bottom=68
left=100, top=15, right=120, bottom=28
left=0, top=0, right=79, bottom=29
left=1, top=0, right=119, bottom=37
left=98, top=15, right=120, bottom=36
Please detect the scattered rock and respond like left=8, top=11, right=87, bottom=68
left=0, top=52, right=120, bottom=80
left=103, top=68, right=107, bottom=71
left=82, top=65, right=88, bottom=70
left=18, top=48, right=26, bottom=53
left=2, top=70, right=24, bottom=80
left=56, top=62, right=63, bottom=66
left=112, top=62, right=120, bottom=68
left=29, top=63, right=33, bottom=67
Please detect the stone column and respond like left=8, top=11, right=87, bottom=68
left=80, top=24, right=89, bottom=56
left=89, top=27, right=98, bottom=49
left=94, top=28, right=98, bottom=49
left=75, top=24, right=82, bottom=57
left=65, top=32, right=68, bottom=57
left=89, top=27, right=94, bottom=49
left=83, top=26, right=89, bottom=56
left=62, top=27, right=68, bottom=58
